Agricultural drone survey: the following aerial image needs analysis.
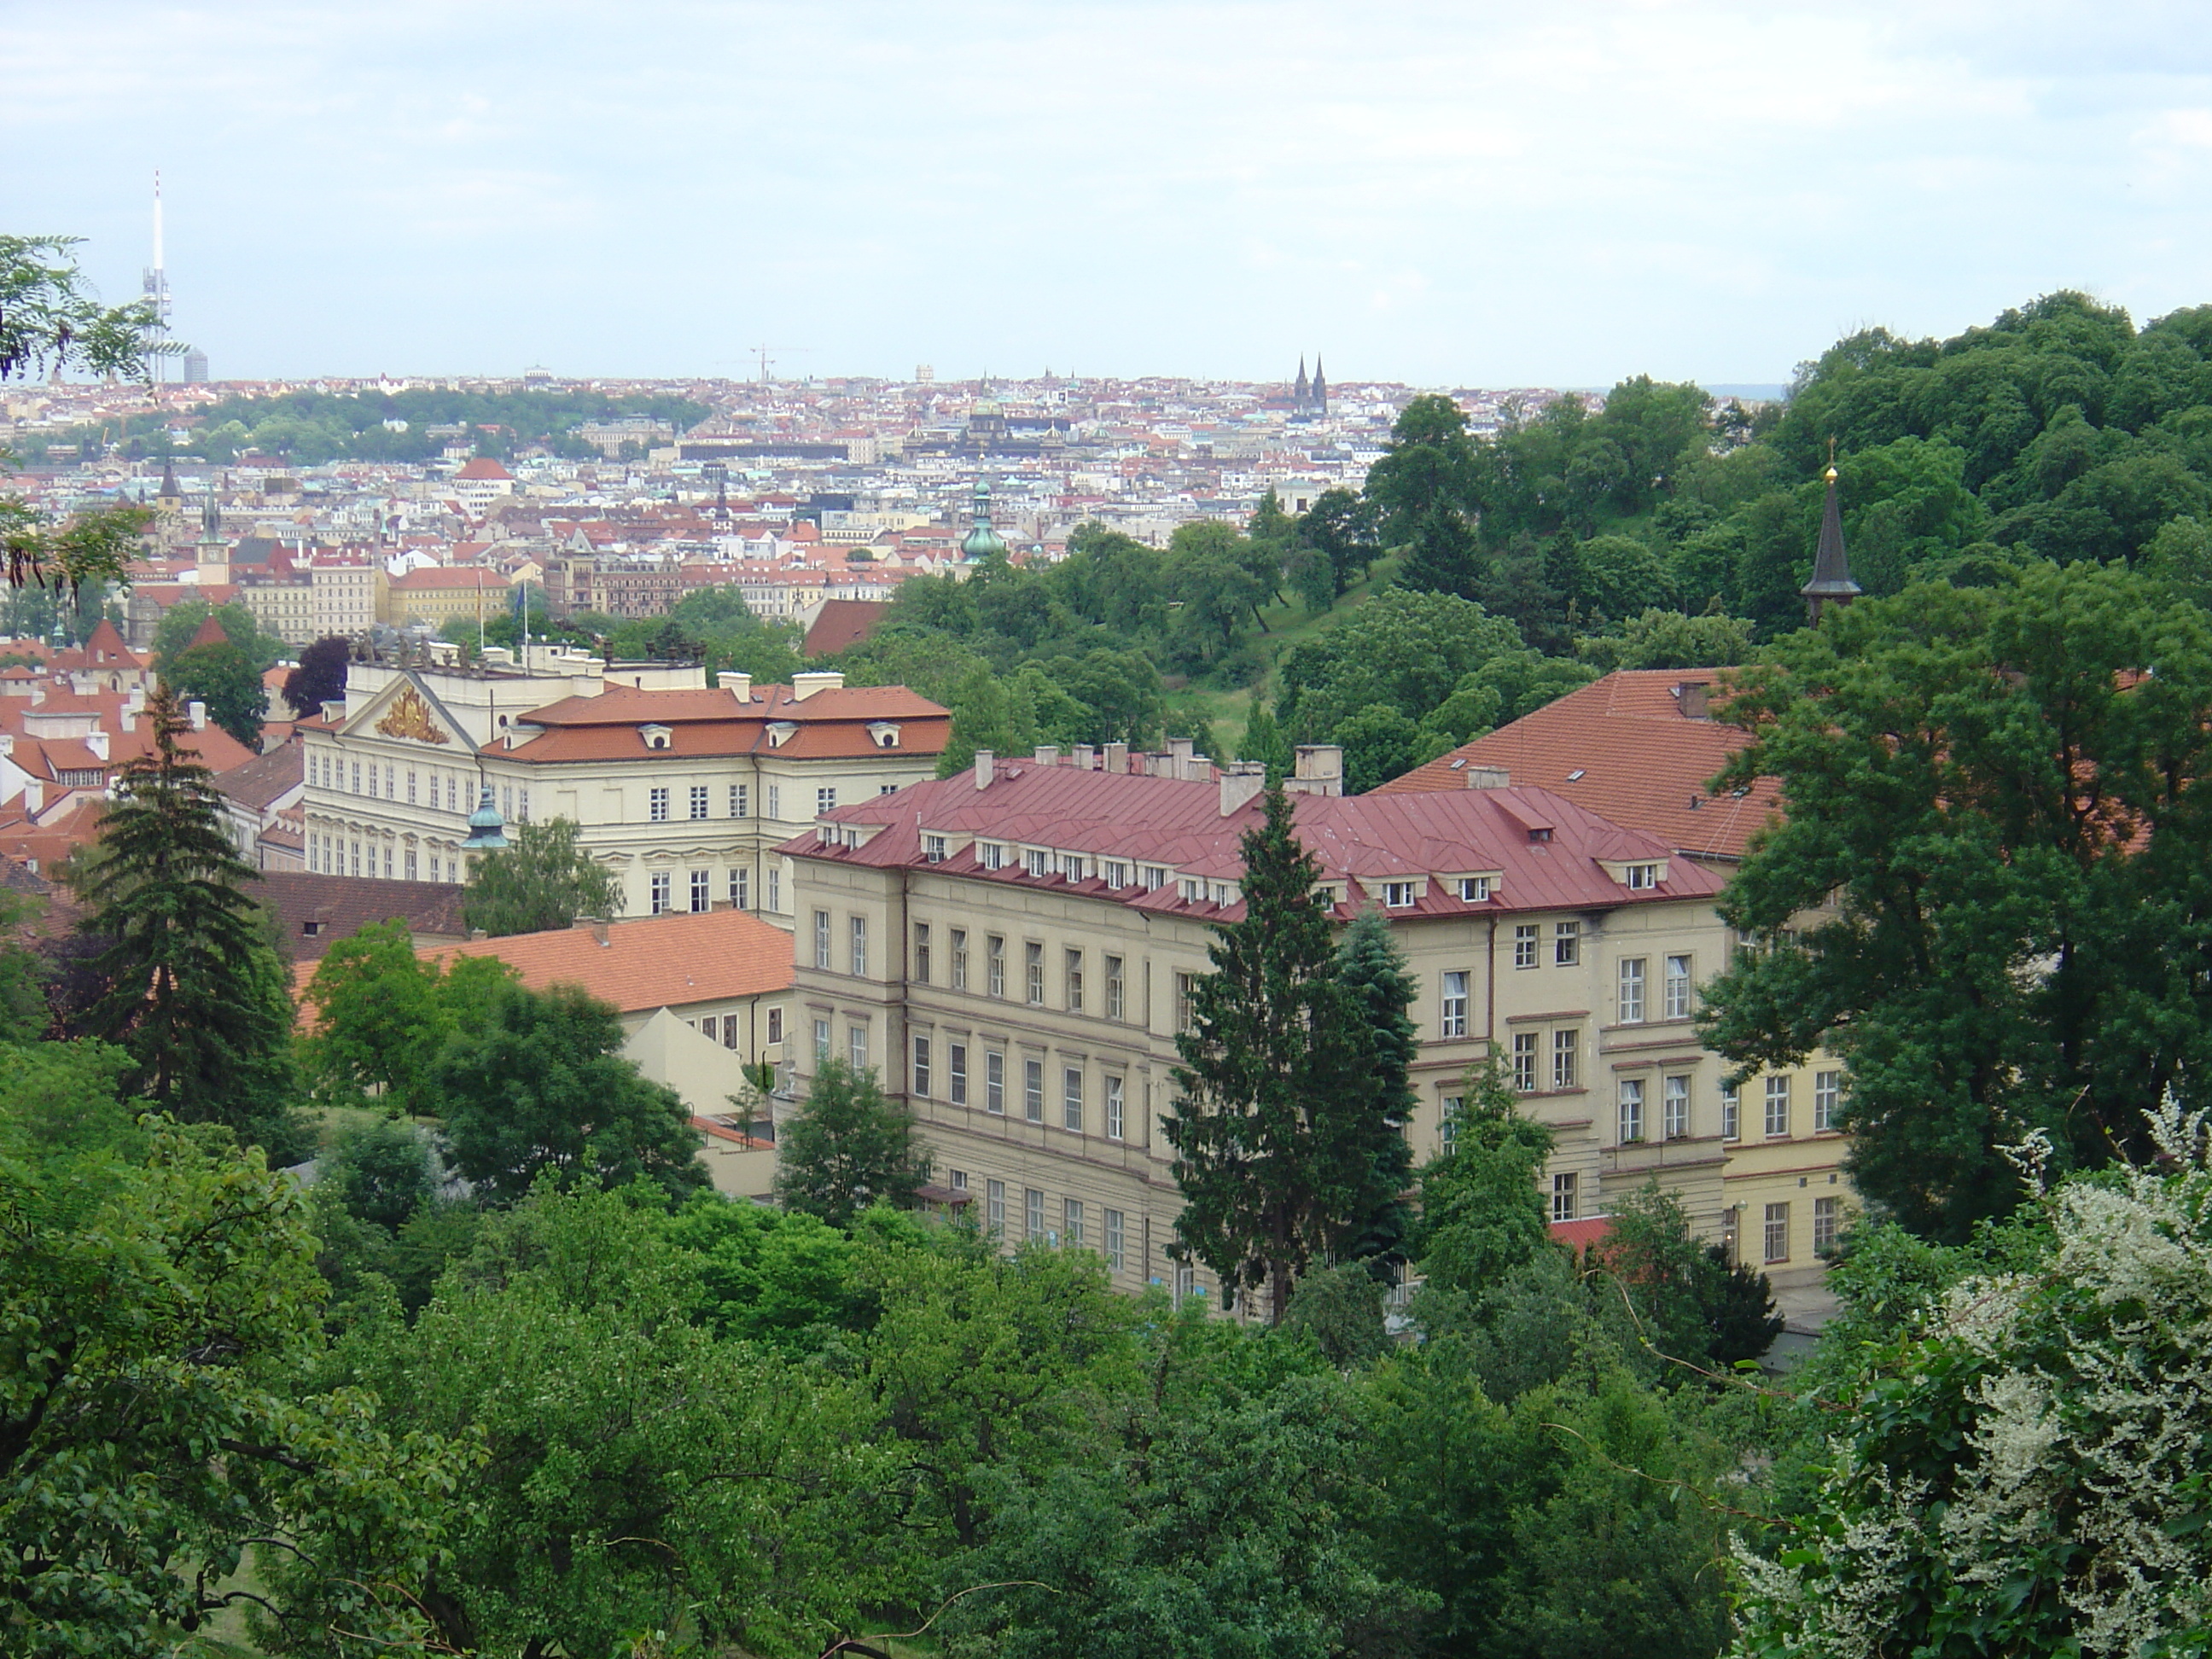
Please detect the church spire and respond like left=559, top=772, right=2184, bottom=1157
left=1312, top=355, right=1327, bottom=416
left=1294, top=356, right=1309, bottom=408
left=1801, top=451, right=1861, bottom=625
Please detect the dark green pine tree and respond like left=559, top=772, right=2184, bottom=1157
left=1332, top=905, right=1417, bottom=1272
left=73, top=685, right=306, bottom=1159
left=1165, top=783, right=1389, bottom=1324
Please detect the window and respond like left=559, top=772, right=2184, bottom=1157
left=948, top=1043, right=968, bottom=1104
left=1721, top=1080, right=1741, bottom=1142
left=987, top=1179, right=1006, bottom=1235
left=690, top=870, right=710, bottom=912
left=1625, top=862, right=1659, bottom=889
left=1175, top=972, right=1196, bottom=1033
left=767, top=1007, right=783, bottom=1044
left=1813, top=1196, right=1841, bottom=1255
left=1104, top=861, right=1129, bottom=888
left=1058, top=853, right=1085, bottom=882
left=405, top=848, right=417, bottom=880
left=1552, top=1028, right=1580, bottom=1091
left=1062, top=1067, right=1083, bottom=1132
left=850, top=916, right=868, bottom=977
left=1458, top=875, right=1492, bottom=902
left=923, top=833, right=947, bottom=863
left=980, top=842, right=1005, bottom=870
left=1105, top=955, right=1125, bottom=1020
left=1765, top=1074, right=1791, bottom=1138
left=351, top=761, right=361, bottom=794
left=1512, top=1031, right=1539, bottom=1092
left=951, top=929, right=969, bottom=991
left=1441, top=971, right=1469, bottom=1038
left=813, top=911, right=831, bottom=970
left=765, top=864, right=781, bottom=911
left=1025, top=942, right=1045, bottom=1005
left=1174, top=1261, right=1196, bottom=1303
left=1551, top=1172, right=1578, bottom=1222
left=650, top=872, right=671, bottom=914
left=1103, top=1208, right=1126, bottom=1271
left=1105, top=1074, right=1125, bottom=1140
left=812, top=1018, right=831, bottom=1058
left=1025, top=848, right=1049, bottom=878
left=1814, top=1069, right=1842, bottom=1132
left=1619, top=957, right=1646, bottom=1023
left=1664, top=954, right=1692, bottom=1020
left=1065, top=950, right=1084, bottom=1011
left=1023, top=1058, right=1044, bottom=1122
left=1514, top=924, right=1539, bottom=969
left=1554, top=921, right=1580, bottom=966
left=1141, top=864, right=1168, bottom=889
left=847, top=1025, right=867, bottom=1072
left=406, top=769, right=417, bottom=804
left=1663, top=1075, right=1689, bottom=1140
left=911, top=1036, right=931, bottom=1096
left=649, top=787, right=670, bottom=822
left=1063, top=1198, right=1085, bottom=1249
left=731, top=866, right=750, bottom=910
left=817, top=786, right=837, bottom=816
left=913, top=923, right=931, bottom=983
left=1441, top=1094, right=1463, bottom=1150
left=987, top=935, right=1005, bottom=998
left=690, top=784, right=710, bottom=820
left=386, top=765, right=395, bottom=800
left=1026, top=1188, right=1045, bottom=1243
left=1763, top=1202, right=1790, bottom=1264
left=949, top=1169, right=966, bottom=1191
left=765, top=783, right=781, bottom=818
left=1382, top=881, right=1416, bottom=908
left=1619, top=1077, right=1644, bottom=1143
left=731, top=783, right=749, bottom=818
left=446, top=774, right=458, bottom=812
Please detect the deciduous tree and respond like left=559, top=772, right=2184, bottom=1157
left=461, top=815, right=621, bottom=935
left=773, top=1056, right=929, bottom=1227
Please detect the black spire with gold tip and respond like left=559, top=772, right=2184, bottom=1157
left=1801, top=449, right=1861, bottom=625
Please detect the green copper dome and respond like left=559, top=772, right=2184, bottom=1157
left=960, top=478, right=1007, bottom=561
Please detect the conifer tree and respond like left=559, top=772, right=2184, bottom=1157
left=1333, top=905, right=1417, bottom=1269
left=71, top=685, right=305, bottom=1158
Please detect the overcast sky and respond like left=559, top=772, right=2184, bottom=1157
left=8, top=1, right=2212, bottom=387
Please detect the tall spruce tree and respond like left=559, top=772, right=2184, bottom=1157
left=1164, top=783, right=1395, bottom=1322
left=71, top=686, right=305, bottom=1158
left=1333, top=905, right=1417, bottom=1271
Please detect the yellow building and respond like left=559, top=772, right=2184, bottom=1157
left=381, top=564, right=512, bottom=630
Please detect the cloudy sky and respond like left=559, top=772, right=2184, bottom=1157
left=8, top=1, right=2212, bottom=387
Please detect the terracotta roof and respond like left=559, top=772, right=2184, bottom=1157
left=503, top=680, right=950, bottom=765
left=261, top=870, right=469, bottom=963
left=454, top=457, right=514, bottom=481
left=802, top=598, right=889, bottom=658
left=419, top=908, right=793, bottom=1013
left=214, top=738, right=305, bottom=813
left=1372, top=669, right=1783, bottom=862
left=389, top=566, right=511, bottom=591
left=187, top=613, right=230, bottom=650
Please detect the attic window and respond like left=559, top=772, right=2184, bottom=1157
left=1448, top=758, right=1467, bottom=770
left=1383, top=881, right=1417, bottom=908
left=923, top=833, right=947, bottom=863
left=868, top=721, right=902, bottom=749
left=301, top=920, right=323, bottom=936
left=767, top=721, right=798, bottom=748
left=1458, top=876, right=1492, bottom=902
left=1528, top=827, right=1552, bottom=843
left=1024, top=848, right=1049, bottom=878
left=1625, top=862, right=1661, bottom=890
left=639, top=724, right=673, bottom=750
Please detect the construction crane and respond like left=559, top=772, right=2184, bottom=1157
left=750, top=345, right=813, bottom=385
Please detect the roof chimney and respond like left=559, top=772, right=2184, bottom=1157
left=1675, top=681, right=1710, bottom=720
left=1033, top=745, right=1059, bottom=767
left=1464, top=765, right=1510, bottom=789
left=1285, top=744, right=1343, bottom=797
left=974, top=748, right=994, bottom=789
left=84, top=731, right=108, bottom=761
left=790, top=670, right=844, bottom=701
left=572, top=914, right=610, bottom=946
left=1070, top=743, right=1094, bottom=770
left=1102, top=742, right=1128, bottom=774
left=1167, top=736, right=1195, bottom=764
left=1220, top=760, right=1266, bottom=817
left=187, top=700, right=207, bottom=731
left=719, top=671, right=753, bottom=702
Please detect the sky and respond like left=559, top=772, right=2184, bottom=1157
left=8, top=0, right=2212, bottom=387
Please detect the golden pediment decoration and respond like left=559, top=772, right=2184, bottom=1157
left=375, top=686, right=451, bottom=745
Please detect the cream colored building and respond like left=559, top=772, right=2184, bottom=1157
left=785, top=744, right=1851, bottom=1318
left=381, top=565, right=514, bottom=630
left=296, top=649, right=950, bottom=925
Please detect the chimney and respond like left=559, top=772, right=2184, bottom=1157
left=719, top=671, right=754, bottom=701
left=1464, top=765, right=1510, bottom=789
left=974, top=748, right=995, bottom=789
left=571, top=915, right=611, bottom=946
left=1070, top=743, right=1095, bottom=770
left=1167, top=736, right=1195, bottom=765
left=187, top=700, right=207, bottom=731
left=84, top=731, right=108, bottom=761
left=22, top=780, right=41, bottom=814
left=1102, top=742, right=1128, bottom=774
left=791, top=670, right=844, bottom=701
left=1033, top=745, right=1059, bottom=767
left=1676, top=681, right=1710, bottom=720
left=1286, top=744, right=1344, bottom=798
left=1220, top=760, right=1266, bottom=817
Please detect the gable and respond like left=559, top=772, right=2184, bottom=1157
left=342, top=673, right=478, bottom=753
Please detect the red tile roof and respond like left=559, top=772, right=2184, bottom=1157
left=420, top=908, right=794, bottom=1013
left=802, top=598, right=889, bottom=658
left=390, top=566, right=512, bottom=591
left=504, top=680, right=949, bottom=765
left=1372, top=669, right=1781, bottom=862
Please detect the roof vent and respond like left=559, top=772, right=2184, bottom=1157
left=790, top=671, right=844, bottom=701
left=1464, top=765, right=1510, bottom=790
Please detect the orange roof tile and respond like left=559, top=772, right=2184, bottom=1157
left=419, top=908, right=793, bottom=1012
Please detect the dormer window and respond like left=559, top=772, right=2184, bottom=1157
left=638, top=724, right=672, bottom=750
left=923, top=833, right=947, bottom=863
left=1626, top=862, right=1660, bottom=890
left=980, top=842, right=1006, bottom=870
left=1058, top=853, right=1086, bottom=882
left=1103, top=860, right=1129, bottom=888
left=867, top=721, right=902, bottom=749
left=1024, top=848, right=1049, bottom=878
left=766, top=721, right=798, bottom=748
left=1458, top=876, right=1493, bottom=902
left=1383, top=881, right=1417, bottom=908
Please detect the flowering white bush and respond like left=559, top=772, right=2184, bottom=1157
left=1733, top=1099, right=2212, bottom=1658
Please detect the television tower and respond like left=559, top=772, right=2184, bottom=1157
left=142, top=172, right=171, bottom=384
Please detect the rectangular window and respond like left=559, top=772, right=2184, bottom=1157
left=1105, top=1074, right=1125, bottom=1140
left=1441, top=1094, right=1463, bottom=1151
left=1096, top=957, right=1122, bottom=1022
left=1104, top=861, right=1129, bottom=889
left=1024, top=1059, right=1045, bottom=1123
left=951, top=928, right=969, bottom=991
left=1814, top=1069, right=1842, bottom=1132
left=1626, top=862, right=1659, bottom=889
left=850, top=916, right=868, bottom=977
left=1382, top=881, right=1416, bottom=908
left=1062, top=1067, right=1083, bottom=1132
left=767, top=1007, right=783, bottom=1044
left=1026, top=1188, right=1045, bottom=1243
left=690, top=870, right=710, bottom=912
left=699, top=1016, right=719, bottom=1045
left=447, top=774, right=458, bottom=812
left=731, top=783, right=749, bottom=818
left=1063, top=1198, right=1085, bottom=1249
left=1059, top=852, right=1085, bottom=882
left=987, top=935, right=1005, bottom=998
left=1763, top=1202, right=1790, bottom=1264
left=818, top=786, right=837, bottom=816
left=351, top=761, right=361, bottom=794
left=980, top=842, right=1005, bottom=870
left=649, top=787, right=670, bottom=822
left=1175, top=972, right=1196, bottom=1033
left=690, top=784, right=710, bottom=819
left=1765, top=1074, right=1791, bottom=1138
left=1441, top=970, right=1469, bottom=1038
left=948, top=1043, right=969, bottom=1105
left=1141, top=864, right=1167, bottom=889
left=813, top=910, right=831, bottom=970
left=913, top=923, right=931, bottom=984
left=1663, top=1074, right=1690, bottom=1140
left=731, top=866, right=750, bottom=910
left=386, top=765, right=395, bottom=800
left=987, top=1179, right=1006, bottom=1235
left=1025, top=847, right=1049, bottom=878
left=650, top=872, right=671, bottom=914
left=912, top=1036, right=931, bottom=1097
left=923, top=833, right=947, bottom=863
left=406, top=769, right=417, bottom=804
left=765, top=783, right=781, bottom=819
left=383, top=845, right=394, bottom=878
left=1065, top=949, right=1084, bottom=1011
left=847, top=1025, right=867, bottom=1073
left=987, top=1051, right=1006, bottom=1115
left=1619, top=957, right=1646, bottom=1023
left=1514, top=923, right=1539, bottom=969
left=723, top=1017, right=740, bottom=1051
left=1458, top=875, right=1492, bottom=902
left=1554, top=921, right=1580, bottom=966
left=1721, top=1080, right=1741, bottom=1142
left=1025, top=942, right=1045, bottom=1005
left=517, top=788, right=530, bottom=824
left=1552, top=1171, right=1578, bottom=1222
left=1103, top=1208, right=1126, bottom=1271
left=1512, top=1031, right=1539, bottom=1091
left=812, top=1018, right=830, bottom=1058
left=405, top=848, right=418, bottom=881
left=1813, top=1196, right=1841, bottom=1256
left=765, top=864, right=781, bottom=911
left=1662, top=954, right=1694, bottom=1020
left=1619, top=1077, right=1644, bottom=1143
left=1552, top=1028, right=1580, bottom=1091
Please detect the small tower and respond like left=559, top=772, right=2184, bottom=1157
left=1801, top=460, right=1862, bottom=625
left=461, top=784, right=509, bottom=854
left=960, top=478, right=1008, bottom=562
left=1294, top=356, right=1310, bottom=412
left=1311, top=356, right=1328, bottom=418
left=195, top=489, right=230, bottom=587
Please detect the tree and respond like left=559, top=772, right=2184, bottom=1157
left=1575, top=605, right=1757, bottom=672
left=430, top=980, right=706, bottom=1205
left=68, top=687, right=305, bottom=1159
left=1699, top=563, right=2212, bottom=1240
left=773, top=1056, right=929, bottom=1227
left=461, top=815, right=622, bottom=935
left=1334, top=906, right=1417, bottom=1268
left=298, top=918, right=515, bottom=1110
left=1165, top=784, right=1395, bottom=1323
left=1415, top=1062, right=1555, bottom=1298
left=320, top=1114, right=438, bottom=1231
left=149, top=597, right=283, bottom=674
left=164, top=637, right=266, bottom=747
left=1367, top=394, right=1482, bottom=595
left=281, top=634, right=349, bottom=718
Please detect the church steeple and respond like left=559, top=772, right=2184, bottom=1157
left=1801, top=455, right=1861, bottom=625
left=1311, top=355, right=1327, bottom=417
left=1294, top=356, right=1309, bottom=408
